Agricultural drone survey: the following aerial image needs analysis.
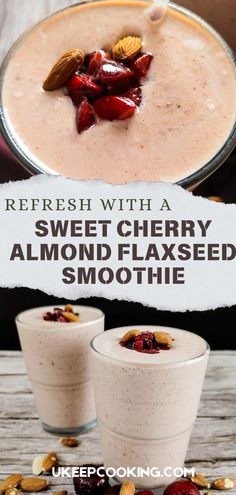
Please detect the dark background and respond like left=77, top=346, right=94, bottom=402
left=1, top=289, right=236, bottom=351
left=0, top=140, right=236, bottom=351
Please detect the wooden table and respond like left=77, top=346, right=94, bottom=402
left=0, top=351, right=235, bottom=491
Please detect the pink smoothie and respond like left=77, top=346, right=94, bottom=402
left=2, top=1, right=236, bottom=183
left=16, top=305, right=104, bottom=434
left=91, top=325, right=209, bottom=488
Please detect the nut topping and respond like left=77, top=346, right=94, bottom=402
left=119, top=482, right=135, bottom=495
left=5, top=489, right=20, bottom=495
left=112, top=36, right=142, bottom=61
left=0, top=475, right=23, bottom=493
left=120, top=330, right=141, bottom=343
left=212, top=478, right=235, bottom=490
left=154, top=331, right=173, bottom=347
left=62, top=311, right=80, bottom=323
left=20, top=478, right=49, bottom=492
left=32, top=456, right=44, bottom=475
left=43, top=49, right=85, bottom=91
left=189, top=474, right=210, bottom=489
left=42, top=451, right=58, bottom=472
left=60, top=437, right=79, bottom=447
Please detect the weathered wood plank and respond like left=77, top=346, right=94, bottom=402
left=0, top=351, right=235, bottom=483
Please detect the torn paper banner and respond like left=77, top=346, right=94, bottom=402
left=0, top=175, right=235, bottom=312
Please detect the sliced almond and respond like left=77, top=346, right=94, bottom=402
left=189, top=474, right=210, bottom=489
left=0, top=475, right=23, bottom=493
left=64, top=304, right=74, bottom=313
left=112, top=36, right=142, bottom=61
left=43, top=49, right=85, bottom=91
left=212, top=478, right=235, bottom=490
left=60, top=437, right=79, bottom=447
left=119, top=482, right=135, bottom=495
left=62, top=311, right=80, bottom=323
left=32, top=456, right=44, bottom=476
left=42, top=451, right=58, bottom=473
left=5, top=489, right=20, bottom=495
left=154, top=331, right=173, bottom=347
left=20, top=478, right=48, bottom=493
left=120, top=329, right=141, bottom=344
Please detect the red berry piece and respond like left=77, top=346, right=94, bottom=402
left=124, top=87, right=142, bottom=106
left=43, top=311, right=53, bottom=321
left=73, top=465, right=110, bottom=495
left=107, top=78, right=132, bottom=96
left=76, top=99, right=97, bottom=133
left=137, top=491, right=155, bottom=495
left=67, top=74, right=102, bottom=105
left=88, top=50, right=110, bottom=80
left=131, top=53, right=153, bottom=79
left=100, top=60, right=134, bottom=83
left=163, top=480, right=201, bottom=495
left=93, top=96, right=136, bottom=121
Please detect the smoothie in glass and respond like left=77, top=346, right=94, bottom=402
left=16, top=305, right=104, bottom=434
left=0, top=1, right=236, bottom=186
left=91, top=325, right=209, bottom=488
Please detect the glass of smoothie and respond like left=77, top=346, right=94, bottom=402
left=175, top=0, right=236, bottom=53
left=0, top=1, right=236, bottom=188
left=91, top=325, right=209, bottom=488
left=16, top=304, right=104, bottom=435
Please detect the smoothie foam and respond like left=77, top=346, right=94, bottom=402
left=2, top=1, right=236, bottom=183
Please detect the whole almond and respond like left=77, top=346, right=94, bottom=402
left=43, top=49, right=85, bottom=91
left=32, top=456, right=44, bottom=476
left=120, top=329, right=141, bottom=344
left=212, top=478, right=235, bottom=490
left=60, top=437, right=79, bottom=447
left=62, top=312, right=80, bottom=323
left=20, top=478, right=48, bottom=493
left=112, top=36, right=142, bottom=61
left=42, top=451, right=58, bottom=473
left=119, top=482, right=135, bottom=495
left=52, top=492, right=68, bottom=495
left=154, top=331, right=173, bottom=347
left=0, top=475, right=23, bottom=493
left=189, top=474, right=210, bottom=489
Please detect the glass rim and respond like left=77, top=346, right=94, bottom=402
left=16, top=304, right=105, bottom=329
left=90, top=325, right=210, bottom=368
left=0, top=0, right=236, bottom=187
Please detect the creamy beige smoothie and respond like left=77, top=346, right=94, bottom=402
left=175, top=0, right=236, bottom=52
left=91, top=325, right=209, bottom=488
left=1, top=1, right=236, bottom=184
left=16, top=305, right=104, bottom=434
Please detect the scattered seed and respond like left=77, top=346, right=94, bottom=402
left=60, top=437, right=79, bottom=447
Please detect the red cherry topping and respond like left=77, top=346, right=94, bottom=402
left=100, top=60, right=134, bottom=83
left=124, top=87, right=142, bottom=106
left=88, top=50, right=110, bottom=80
left=107, top=78, right=132, bottom=96
left=131, top=53, right=153, bottom=78
left=67, top=74, right=102, bottom=104
left=93, top=96, right=136, bottom=121
left=76, top=99, right=97, bottom=133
